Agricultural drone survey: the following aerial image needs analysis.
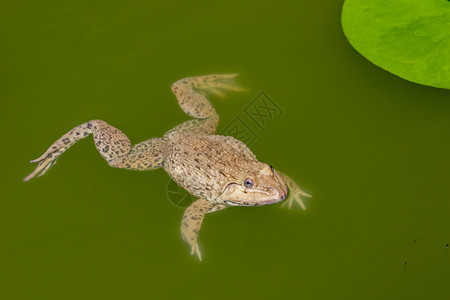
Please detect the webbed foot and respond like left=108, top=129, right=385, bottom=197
left=23, top=155, right=59, bottom=182
left=186, top=74, right=248, bottom=99
left=23, top=122, right=93, bottom=182
left=276, top=171, right=311, bottom=210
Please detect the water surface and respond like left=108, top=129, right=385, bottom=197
left=1, top=1, right=449, bottom=299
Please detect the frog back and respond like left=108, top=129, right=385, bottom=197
left=163, top=135, right=258, bottom=201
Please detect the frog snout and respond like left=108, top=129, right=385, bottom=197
left=277, top=183, right=288, bottom=200
left=278, top=188, right=287, bottom=201
left=269, top=185, right=287, bottom=202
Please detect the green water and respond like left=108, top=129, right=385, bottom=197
left=1, top=1, right=449, bottom=299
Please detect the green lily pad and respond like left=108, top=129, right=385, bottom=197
left=341, top=0, right=450, bottom=89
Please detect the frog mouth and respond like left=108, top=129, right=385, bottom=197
left=220, top=187, right=287, bottom=206
left=223, top=200, right=242, bottom=206
left=223, top=195, right=286, bottom=206
left=217, top=179, right=287, bottom=206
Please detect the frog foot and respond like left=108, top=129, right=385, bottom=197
left=24, top=145, right=68, bottom=181
left=197, top=74, right=248, bottom=98
left=181, top=230, right=203, bottom=261
left=281, top=187, right=311, bottom=210
left=189, top=240, right=202, bottom=261
left=24, top=122, right=94, bottom=182
left=275, top=171, right=311, bottom=210
left=23, top=156, right=59, bottom=182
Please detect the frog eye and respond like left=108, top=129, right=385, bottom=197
left=243, top=178, right=254, bottom=189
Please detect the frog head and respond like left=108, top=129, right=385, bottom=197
left=216, top=163, right=288, bottom=206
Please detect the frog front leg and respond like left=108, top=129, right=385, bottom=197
left=24, top=120, right=167, bottom=181
left=181, top=198, right=226, bottom=261
left=276, top=171, right=312, bottom=210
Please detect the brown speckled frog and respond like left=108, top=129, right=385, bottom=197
left=24, top=74, right=311, bottom=260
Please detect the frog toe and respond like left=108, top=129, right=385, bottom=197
left=23, top=157, right=58, bottom=182
left=213, top=74, right=248, bottom=92
left=191, top=242, right=202, bottom=261
left=281, top=191, right=311, bottom=210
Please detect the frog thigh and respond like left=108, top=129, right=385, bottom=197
left=108, top=137, right=167, bottom=170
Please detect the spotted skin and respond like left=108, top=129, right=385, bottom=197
left=181, top=198, right=226, bottom=261
left=23, top=121, right=165, bottom=181
left=24, top=74, right=311, bottom=261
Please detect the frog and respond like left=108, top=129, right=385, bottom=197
left=24, top=74, right=311, bottom=260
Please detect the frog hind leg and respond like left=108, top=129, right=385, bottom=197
left=171, top=74, right=246, bottom=119
left=24, top=120, right=167, bottom=182
left=165, top=74, right=246, bottom=139
left=181, top=198, right=227, bottom=261
left=276, top=170, right=312, bottom=210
